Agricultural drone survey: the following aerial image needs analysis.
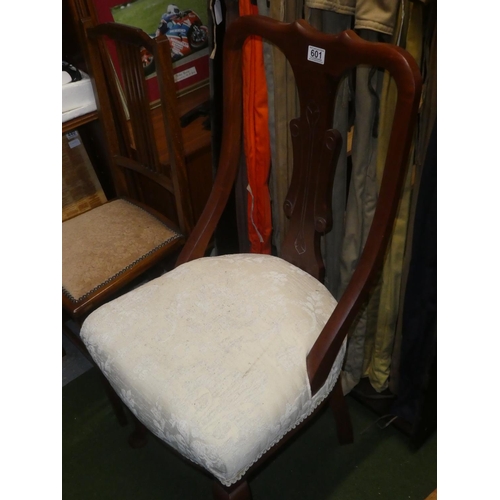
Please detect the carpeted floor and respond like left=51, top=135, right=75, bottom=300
left=63, top=367, right=437, bottom=500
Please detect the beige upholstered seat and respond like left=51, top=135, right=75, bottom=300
left=81, top=254, right=346, bottom=486
left=63, top=199, right=182, bottom=304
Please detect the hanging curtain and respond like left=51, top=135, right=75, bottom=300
left=266, top=0, right=304, bottom=253
left=390, top=1, right=437, bottom=396
left=338, top=27, right=390, bottom=394
left=362, top=0, right=425, bottom=393
left=390, top=120, right=436, bottom=423
left=304, top=0, right=401, bottom=395
left=233, top=0, right=433, bottom=399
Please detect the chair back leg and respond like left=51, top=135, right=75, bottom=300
left=63, top=319, right=128, bottom=426
left=330, top=377, right=354, bottom=445
left=128, top=414, right=149, bottom=449
left=100, top=372, right=128, bottom=427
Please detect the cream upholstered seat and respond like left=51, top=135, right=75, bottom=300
left=81, top=254, right=346, bottom=486
left=63, top=199, right=182, bottom=304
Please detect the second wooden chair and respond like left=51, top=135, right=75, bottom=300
left=62, top=22, right=197, bottom=422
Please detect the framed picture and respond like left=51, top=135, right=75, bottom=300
left=92, top=0, right=210, bottom=100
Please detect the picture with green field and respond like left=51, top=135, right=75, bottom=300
left=111, top=0, right=209, bottom=35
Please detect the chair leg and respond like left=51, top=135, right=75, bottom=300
left=330, top=376, right=354, bottom=445
left=212, top=480, right=252, bottom=500
left=63, top=319, right=128, bottom=427
left=128, top=414, right=148, bottom=449
left=100, top=373, right=128, bottom=427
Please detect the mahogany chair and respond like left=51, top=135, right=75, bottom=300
left=62, top=23, right=195, bottom=422
left=79, top=15, right=421, bottom=498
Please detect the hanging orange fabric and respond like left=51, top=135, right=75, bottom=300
left=239, top=0, right=272, bottom=254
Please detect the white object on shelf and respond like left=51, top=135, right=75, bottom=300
left=62, top=70, right=97, bottom=123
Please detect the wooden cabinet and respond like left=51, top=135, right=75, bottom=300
left=63, top=0, right=115, bottom=201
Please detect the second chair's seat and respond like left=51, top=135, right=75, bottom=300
left=81, top=254, right=346, bottom=486
left=63, top=199, right=182, bottom=309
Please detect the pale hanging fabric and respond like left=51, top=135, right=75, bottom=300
left=259, top=0, right=425, bottom=395
left=362, top=0, right=424, bottom=393
left=305, top=0, right=399, bottom=35
left=339, top=33, right=388, bottom=394
left=267, top=0, right=304, bottom=253
left=306, top=0, right=402, bottom=395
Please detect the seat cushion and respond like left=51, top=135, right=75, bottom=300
left=62, top=199, right=181, bottom=303
left=81, top=254, right=346, bottom=486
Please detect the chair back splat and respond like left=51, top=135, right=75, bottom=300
left=86, top=23, right=194, bottom=235
left=176, top=15, right=422, bottom=394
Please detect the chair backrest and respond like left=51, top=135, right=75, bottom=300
left=177, top=15, right=421, bottom=394
left=85, top=22, right=194, bottom=234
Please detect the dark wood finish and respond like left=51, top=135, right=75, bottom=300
left=148, top=107, right=212, bottom=224
left=100, top=372, right=128, bottom=427
left=213, top=480, right=252, bottom=500
left=330, top=377, right=354, bottom=445
left=84, top=21, right=212, bottom=231
left=85, top=22, right=195, bottom=234
left=63, top=0, right=95, bottom=72
left=62, top=111, right=99, bottom=135
left=154, top=99, right=212, bottom=159
left=63, top=0, right=114, bottom=198
left=173, top=15, right=420, bottom=499
left=128, top=415, right=149, bottom=449
left=425, top=488, right=437, bottom=500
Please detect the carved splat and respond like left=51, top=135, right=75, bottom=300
left=281, top=82, right=343, bottom=281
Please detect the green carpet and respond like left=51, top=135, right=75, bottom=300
left=63, top=368, right=436, bottom=499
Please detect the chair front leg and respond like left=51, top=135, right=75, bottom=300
left=212, top=479, right=252, bottom=500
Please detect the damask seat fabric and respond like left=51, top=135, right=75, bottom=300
left=62, top=199, right=182, bottom=303
left=81, top=254, right=346, bottom=486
